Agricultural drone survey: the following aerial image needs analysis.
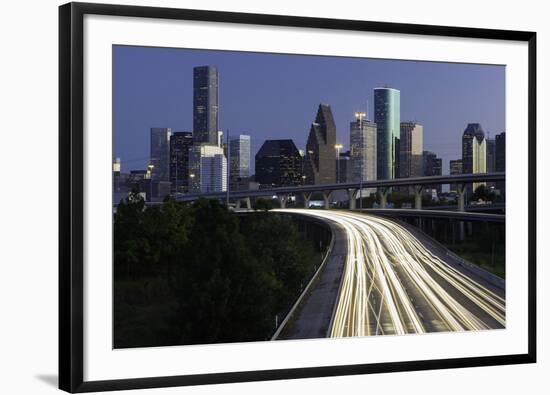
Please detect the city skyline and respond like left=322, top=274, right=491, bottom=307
left=113, top=45, right=505, bottom=176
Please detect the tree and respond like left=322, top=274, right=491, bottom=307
left=253, top=198, right=274, bottom=211
left=473, top=184, right=495, bottom=202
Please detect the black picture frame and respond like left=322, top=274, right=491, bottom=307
left=59, top=2, right=537, bottom=393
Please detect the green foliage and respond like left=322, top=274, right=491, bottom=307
left=113, top=197, right=319, bottom=347
left=253, top=197, right=274, bottom=211
left=473, top=184, right=496, bottom=202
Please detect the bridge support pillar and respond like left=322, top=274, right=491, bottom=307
left=378, top=187, right=389, bottom=209
left=322, top=191, right=331, bottom=209
left=302, top=192, right=312, bottom=209
left=245, top=197, right=252, bottom=210
left=457, top=184, right=466, bottom=212
left=414, top=185, right=423, bottom=210
left=347, top=189, right=357, bottom=210
left=279, top=194, right=288, bottom=209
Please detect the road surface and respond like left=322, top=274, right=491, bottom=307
left=278, top=209, right=505, bottom=338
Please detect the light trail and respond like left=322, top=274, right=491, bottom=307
left=277, top=209, right=505, bottom=337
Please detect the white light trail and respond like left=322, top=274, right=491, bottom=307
left=277, top=209, right=506, bottom=337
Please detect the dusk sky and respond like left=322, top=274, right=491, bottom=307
left=113, top=45, right=505, bottom=175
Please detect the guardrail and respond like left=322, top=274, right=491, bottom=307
left=271, top=219, right=336, bottom=340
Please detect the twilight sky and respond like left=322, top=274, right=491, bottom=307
left=113, top=45, right=505, bottom=175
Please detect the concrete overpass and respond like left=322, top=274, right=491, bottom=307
left=174, top=172, right=505, bottom=212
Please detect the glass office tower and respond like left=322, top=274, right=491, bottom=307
left=374, top=87, right=401, bottom=180
left=193, top=66, right=219, bottom=145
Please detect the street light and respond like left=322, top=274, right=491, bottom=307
left=334, top=143, right=343, bottom=183
left=189, top=173, right=195, bottom=191
left=146, top=164, right=155, bottom=201
left=354, top=112, right=366, bottom=210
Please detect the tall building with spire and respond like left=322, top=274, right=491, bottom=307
left=193, top=66, right=219, bottom=145
left=304, top=104, right=337, bottom=185
left=374, top=87, right=401, bottom=180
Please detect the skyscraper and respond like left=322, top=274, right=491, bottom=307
left=188, top=144, right=226, bottom=193
left=450, top=159, right=463, bottom=175
left=462, top=123, right=487, bottom=192
left=193, top=66, right=219, bottom=145
left=304, top=104, right=337, bottom=185
left=399, top=122, right=423, bottom=178
left=200, top=154, right=227, bottom=193
left=485, top=137, right=496, bottom=189
left=349, top=112, right=377, bottom=183
left=229, top=135, right=251, bottom=181
left=449, top=159, right=463, bottom=193
left=336, top=151, right=352, bottom=183
left=486, top=138, right=496, bottom=173
left=423, top=151, right=442, bottom=194
left=255, top=139, right=302, bottom=187
left=374, top=87, right=401, bottom=180
left=495, top=132, right=505, bottom=172
left=169, top=131, right=193, bottom=192
left=495, top=132, right=506, bottom=194
left=150, top=127, right=172, bottom=181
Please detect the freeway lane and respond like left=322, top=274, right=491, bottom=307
left=277, top=209, right=505, bottom=338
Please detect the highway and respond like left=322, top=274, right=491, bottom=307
left=277, top=209, right=505, bottom=338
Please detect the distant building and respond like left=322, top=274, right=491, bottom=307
left=128, top=169, right=147, bottom=186
left=189, top=144, right=227, bottom=193
left=495, top=132, right=505, bottom=172
left=150, top=128, right=172, bottom=181
left=450, top=159, right=463, bottom=175
left=169, top=131, right=193, bottom=192
left=336, top=151, right=351, bottom=183
left=399, top=122, right=423, bottom=178
left=201, top=154, right=227, bottom=193
left=229, top=135, right=251, bottom=180
left=113, top=157, right=121, bottom=173
left=229, top=135, right=251, bottom=190
left=486, top=138, right=496, bottom=173
left=423, top=151, right=442, bottom=194
left=193, top=66, right=219, bottom=145
left=231, top=178, right=259, bottom=192
left=142, top=179, right=172, bottom=202
left=113, top=157, right=123, bottom=193
left=255, top=139, right=302, bottom=187
left=462, top=123, right=487, bottom=193
left=350, top=112, right=377, bottom=184
left=449, top=159, right=463, bottom=193
left=486, top=137, right=496, bottom=189
left=304, top=104, right=337, bottom=185
left=375, top=87, right=401, bottom=180
left=495, top=132, right=506, bottom=194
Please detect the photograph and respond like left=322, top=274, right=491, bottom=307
left=112, top=45, right=506, bottom=348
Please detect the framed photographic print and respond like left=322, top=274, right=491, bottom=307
left=59, top=2, right=537, bottom=392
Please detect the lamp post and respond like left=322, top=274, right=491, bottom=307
left=355, top=112, right=366, bottom=210
left=189, top=173, right=195, bottom=193
left=334, top=143, right=343, bottom=183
